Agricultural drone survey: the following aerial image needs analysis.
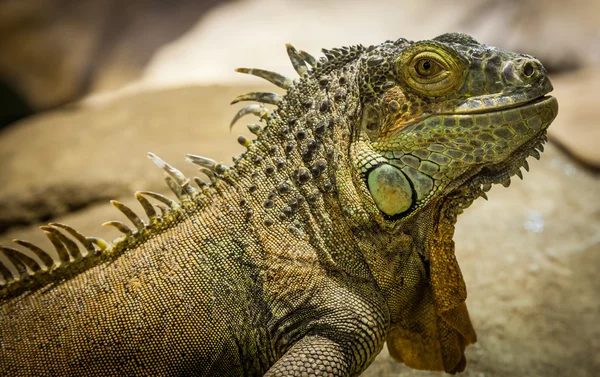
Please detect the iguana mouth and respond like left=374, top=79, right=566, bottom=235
left=452, top=94, right=554, bottom=115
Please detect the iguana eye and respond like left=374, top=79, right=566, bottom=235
left=414, top=58, right=443, bottom=77
left=409, top=53, right=447, bottom=82
left=397, top=42, right=467, bottom=97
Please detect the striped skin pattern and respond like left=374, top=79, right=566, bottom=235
left=0, top=33, right=557, bottom=376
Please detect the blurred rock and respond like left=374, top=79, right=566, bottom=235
left=459, top=0, right=600, bottom=73
left=548, top=68, right=600, bottom=169
left=0, top=0, right=102, bottom=110
left=0, top=84, right=273, bottom=231
left=0, top=0, right=229, bottom=125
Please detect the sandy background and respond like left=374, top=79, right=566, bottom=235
left=0, top=1, right=598, bottom=376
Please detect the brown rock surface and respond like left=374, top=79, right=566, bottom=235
left=0, top=84, right=273, bottom=232
left=548, top=68, right=600, bottom=169
left=0, top=84, right=598, bottom=376
left=0, top=0, right=227, bottom=110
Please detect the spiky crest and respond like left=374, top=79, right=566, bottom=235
left=0, top=41, right=364, bottom=300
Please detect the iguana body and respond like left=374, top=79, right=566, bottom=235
left=0, top=33, right=557, bottom=376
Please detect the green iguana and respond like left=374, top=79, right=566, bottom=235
left=0, top=33, right=557, bottom=376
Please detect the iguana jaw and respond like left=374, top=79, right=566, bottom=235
left=443, top=120, right=551, bottom=218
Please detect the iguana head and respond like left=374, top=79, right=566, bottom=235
left=354, top=32, right=558, bottom=220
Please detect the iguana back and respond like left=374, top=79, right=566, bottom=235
left=2, top=193, right=277, bottom=374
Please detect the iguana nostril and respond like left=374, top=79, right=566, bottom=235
left=523, top=62, right=535, bottom=77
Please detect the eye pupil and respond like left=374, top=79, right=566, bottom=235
left=422, top=60, right=431, bottom=70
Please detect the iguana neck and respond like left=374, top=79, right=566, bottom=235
left=332, top=150, right=469, bottom=324
left=225, top=54, right=465, bottom=321
left=222, top=56, right=378, bottom=275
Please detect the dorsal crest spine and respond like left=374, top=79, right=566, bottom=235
left=0, top=41, right=366, bottom=299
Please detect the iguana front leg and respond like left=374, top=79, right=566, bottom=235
left=265, top=276, right=390, bottom=377
left=264, top=335, right=355, bottom=376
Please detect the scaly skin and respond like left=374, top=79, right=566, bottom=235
left=0, top=33, right=557, bottom=376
